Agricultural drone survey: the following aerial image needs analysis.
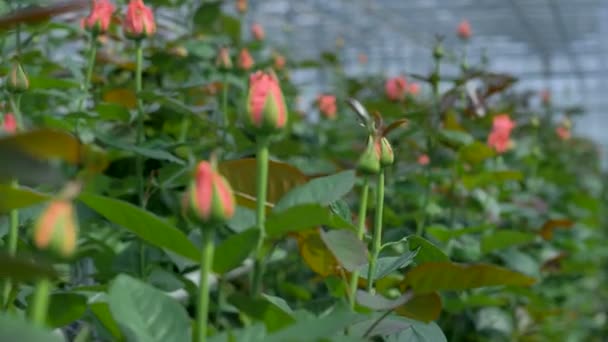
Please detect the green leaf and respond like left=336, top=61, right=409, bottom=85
left=95, top=102, right=131, bottom=121
left=0, top=313, right=63, bottom=342
left=226, top=206, right=256, bottom=233
left=228, top=293, right=294, bottom=332
left=79, top=193, right=199, bottom=262
left=266, top=204, right=355, bottom=238
left=0, top=185, right=49, bottom=213
left=46, top=293, right=87, bottom=328
left=407, top=236, right=449, bottom=263
left=438, top=129, right=474, bottom=147
left=96, top=133, right=185, bottom=165
left=356, top=290, right=413, bottom=310
left=320, top=229, right=368, bottom=272
left=480, top=230, right=536, bottom=254
left=395, top=292, right=443, bottom=323
left=0, top=128, right=82, bottom=164
left=461, top=170, right=523, bottom=189
left=208, top=324, right=266, bottom=342
left=402, top=262, right=537, bottom=293
left=193, top=2, right=221, bottom=32
left=29, top=76, right=80, bottom=89
left=90, top=302, right=122, bottom=340
left=0, top=253, right=56, bottom=281
left=458, top=141, right=495, bottom=164
left=426, top=225, right=487, bottom=243
left=108, top=275, right=190, bottom=342
left=274, top=170, right=356, bottom=212
left=213, top=229, right=259, bottom=274
left=387, top=319, right=447, bottom=342
left=358, top=250, right=418, bottom=280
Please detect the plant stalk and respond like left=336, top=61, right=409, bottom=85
left=30, top=278, right=51, bottom=326
left=197, top=228, right=214, bottom=342
left=251, top=136, right=270, bottom=296
left=134, top=41, right=147, bottom=278
left=348, top=178, right=369, bottom=309
left=78, top=34, right=98, bottom=111
left=367, top=170, right=385, bottom=292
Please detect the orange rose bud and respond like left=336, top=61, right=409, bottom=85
left=251, top=23, right=265, bottom=41
left=2, top=113, right=17, bottom=134
left=81, top=0, right=115, bottom=34
left=216, top=47, right=232, bottom=70
left=123, top=0, right=156, bottom=40
left=183, top=161, right=235, bottom=224
left=6, top=61, right=29, bottom=93
left=33, top=200, right=79, bottom=258
left=238, top=48, right=254, bottom=70
left=245, top=71, right=288, bottom=135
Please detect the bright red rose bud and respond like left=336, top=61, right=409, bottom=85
left=33, top=200, right=79, bottom=258
left=457, top=19, right=472, bottom=40
left=385, top=76, right=407, bottom=101
left=317, top=94, right=337, bottom=120
left=2, top=113, right=16, bottom=134
left=123, top=0, right=156, bottom=40
left=216, top=47, right=232, bottom=70
left=245, top=71, right=288, bottom=135
left=183, top=161, right=236, bottom=224
left=81, top=0, right=115, bottom=34
left=378, top=137, right=394, bottom=167
left=6, top=61, right=29, bottom=93
left=251, top=23, right=265, bottom=41
left=238, top=48, right=254, bottom=70
left=357, top=136, right=381, bottom=175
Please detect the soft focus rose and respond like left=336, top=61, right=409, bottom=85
left=487, top=114, right=516, bottom=153
left=33, top=200, right=79, bottom=258
left=236, top=0, right=247, bottom=14
left=81, top=0, right=115, bottom=34
left=407, top=83, right=420, bottom=96
left=245, top=71, right=287, bottom=135
left=238, top=48, right=254, bottom=70
left=216, top=47, right=232, bottom=69
left=457, top=20, right=472, bottom=40
left=273, top=54, right=286, bottom=70
left=183, top=161, right=235, bottom=224
left=123, top=0, right=156, bottom=39
left=2, top=113, right=16, bottom=134
left=556, top=126, right=571, bottom=141
left=317, top=94, right=337, bottom=119
left=385, top=77, right=407, bottom=101
left=417, top=154, right=430, bottom=166
left=541, top=89, right=551, bottom=105
left=251, top=23, right=265, bottom=41
left=358, top=53, right=368, bottom=64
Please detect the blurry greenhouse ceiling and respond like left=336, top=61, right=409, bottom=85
left=240, top=0, right=608, bottom=158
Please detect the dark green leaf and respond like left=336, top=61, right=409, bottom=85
left=266, top=204, right=355, bottom=238
left=408, top=236, right=449, bottom=263
left=356, top=290, right=413, bottom=310
left=358, top=250, right=418, bottom=280
left=0, top=314, right=63, bottom=342
left=0, top=184, right=49, bottom=213
left=213, top=229, right=259, bottom=274
left=320, top=229, right=368, bottom=272
left=228, top=293, right=294, bottom=332
left=481, top=231, right=536, bottom=254
left=46, top=293, right=87, bottom=328
left=0, top=253, right=56, bottom=281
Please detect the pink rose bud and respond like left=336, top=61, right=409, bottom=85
left=123, top=0, right=156, bottom=40
left=236, top=0, right=247, bottom=14
left=457, top=20, right=472, bottom=40
left=245, top=71, right=288, bottom=135
left=81, top=0, right=115, bottom=34
left=487, top=114, right=516, bottom=153
left=556, top=126, right=571, bottom=141
left=357, top=136, right=381, bottom=175
left=273, top=54, right=286, bottom=70
left=238, top=48, right=254, bottom=70
left=251, top=23, right=265, bottom=41
left=317, top=94, right=337, bottom=120
left=385, top=76, right=407, bottom=101
left=216, top=47, right=232, bottom=70
left=33, top=200, right=79, bottom=258
left=6, top=61, right=29, bottom=93
left=417, top=154, right=430, bottom=166
left=2, top=113, right=16, bottom=134
left=407, top=83, right=420, bottom=96
left=540, top=89, right=551, bottom=105
left=378, top=137, right=394, bottom=167
left=358, top=53, right=368, bottom=64
left=183, top=161, right=236, bottom=224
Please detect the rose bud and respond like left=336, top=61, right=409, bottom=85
left=385, top=76, right=407, bottom=101
left=2, top=113, right=16, bottom=134
left=378, top=137, right=394, bottom=167
left=183, top=161, right=236, bottom=224
left=245, top=71, right=288, bottom=135
left=457, top=20, right=472, bottom=40
left=123, top=0, right=156, bottom=40
left=236, top=0, right=247, bottom=14
left=357, top=136, right=381, bottom=175
left=238, top=48, right=254, bottom=70
left=251, top=23, right=265, bottom=41
left=81, top=0, right=115, bottom=35
left=273, top=54, right=286, bottom=70
left=6, top=61, right=29, bottom=93
left=317, top=94, right=337, bottom=120
left=216, top=47, right=232, bottom=70
left=33, top=200, right=79, bottom=258
left=417, top=154, right=430, bottom=166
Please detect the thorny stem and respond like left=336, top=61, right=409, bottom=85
left=197, top=228, right=215, bottom=342
left=251, top=136, right=270, bottom=296
left=348, top=178, right=369, bottom=309
left=367, top=170, right=385, bottom=292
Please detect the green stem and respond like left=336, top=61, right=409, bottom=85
left=215, top=275, right=225, bottom=327
left=348, top=178, right=369, bottom=309
left=134, top=41, right=146, bottom=278
left=30, top=278, right=51, bottom=326
left=251, top=137, right=270, bottom=296
left=9, top=94, right=23, bottom=130
left=197, top=228, right=214, bottom=342
left=367, top=170, right=385, bottom=292
left=78, top=34, right=98, bottom=111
